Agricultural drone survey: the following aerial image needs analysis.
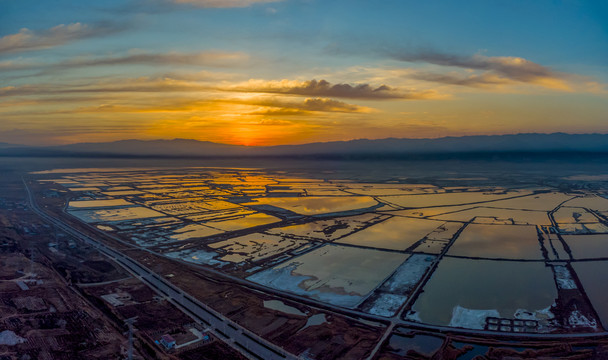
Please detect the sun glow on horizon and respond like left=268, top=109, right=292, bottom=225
left=0, top=1, right=606, bottom=146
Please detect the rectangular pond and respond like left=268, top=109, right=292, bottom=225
left=68, top=199, right=133, bottom=208
left=571, top=261, right=608, bottom=330
left=69, top=206, right=165, bottom=222
left=431, top=207, right=549, bottom=225
left=335, top=217, right=453, bottom=251
left=409, top=258, right=557, bottom=330
left=266, top=213, right=388, bottom=241
left=562, top=235, right=608, bottom=259
left=247, top=244, right=408, bottom=308
left=242, top=196, right=379, bottom=215
left=208, top=233, right=308, bottom=263
left=447, top=224, right=543, bottom=260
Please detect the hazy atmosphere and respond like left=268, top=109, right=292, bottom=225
left=2, top=2, right=608, bottom=360
left=1, top=0, right=607, bottom=146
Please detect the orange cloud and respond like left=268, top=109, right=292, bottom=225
left=227, top=79, right=440, bottom=99
left=224, top=97, right=372, bottom=114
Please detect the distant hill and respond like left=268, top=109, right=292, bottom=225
left=2, top=133, right=608, bottom=158
left=0, top=142, right=23, bottom=149
left=264, top=133, right=608, bottom=156
left=52, top=139, right=245, bottom=157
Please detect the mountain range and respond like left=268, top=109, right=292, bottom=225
left=1, top=133, right=607, bottom=159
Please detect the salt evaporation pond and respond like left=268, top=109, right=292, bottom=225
left=267, top=213, right=387, bottom=241
left=559, top=223, right=608, bottom=234
left=169, top=224, right=223, bottom=241
left=378, top=191, right=523, bottom=208
left=102, top=190, right=145, bottom=196
left=150, top=201, right=212, bottom=215
left=242, top=196, right=379, bottom=215
left=346, top=183, right=437, bottom=196
left=447, top=224, right=543, bottom=260
left=563, top=235, right=608, bottom=259
left=247, top=244, right=407, bottom=308
left=431, top=207, right=549, bottom=225
left=410, top=258, right=557, bottom=329
left=209, top=233, right=307, bottom=263
left=553, top=207, right=599, bottom=224
left=69, top=206, right=165, bottom=222
left=563, top=195, right=608, bottom=212
left=572, top=261, right=608, bottom=328
left=165, top=248, right=228, bottom=267
left=68, top=199, right=132, bottom=208
left=488, top=192, right=574, bottom=211
left=335, top=216, right=451, bottom=251
left=205, top=212, right=281, bottom=232
left=362, top=254, right=435, bottom=317
left=42, top=167, right=608, bottom=336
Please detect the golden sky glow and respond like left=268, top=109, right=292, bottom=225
left=1, top=1, right=607, bottom=146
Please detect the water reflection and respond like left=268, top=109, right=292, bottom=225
left=572, top=261, right=608, bottom=329
left=247, top=244, right=407, bottom=308
left=243, top=196, right=379, bottom=215
left=447, top=224, right=543, bottom=259
left=336, top=217, right=451, bottom=251
left=411, top=258, right=557, bottom=328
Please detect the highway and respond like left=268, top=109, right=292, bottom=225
left=24, top=179, right=298, bottom=360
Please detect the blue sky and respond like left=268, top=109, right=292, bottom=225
left=1, top=0, right=606, bottom=145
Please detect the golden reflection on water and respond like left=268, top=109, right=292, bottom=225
left=275, top=245, right=407, bottom=296
left=447, top=224, right=542, bottom=259
left=336, top=217, right=449, bottom=250
left=243, top=196, right=379, bottom=215
left=47, top=167, right=608, bottom=330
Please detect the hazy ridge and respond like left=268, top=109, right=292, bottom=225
left=2, top=133, right=607, bottom=159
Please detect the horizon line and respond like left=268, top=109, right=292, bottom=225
left=3, top=131, right=608, bottom=148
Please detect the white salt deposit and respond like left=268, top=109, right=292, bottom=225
left=553, top=265, right=577, bottom=290
left=367, top=293, right=408, bottom=317
left=449, top=306, right=500, bottom=330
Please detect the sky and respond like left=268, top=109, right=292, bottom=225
left=1, top=0, right=607, bottom=146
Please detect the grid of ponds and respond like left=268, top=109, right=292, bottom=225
left=37, top=167, right=608, bottom=334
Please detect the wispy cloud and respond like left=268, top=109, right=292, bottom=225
left=0, top=51, right=250, bottom=75
left=60, top=50, right=249, bottom=68
left=1, top=93, right=369, bottom=117
left=0, top=59, right=37, bottom=71
left=298, top=97, right=365, bottom=112
left=1, top=76, right=427, bottom=101
left=0, top=75, right=372, bottom=118
left=228, top=79, right=439, bottom=99
left=408, top=72, right=513, bottom=88
left=230, top=97, right=371, bottom=115
left=0, top=77, right=210, bottom=97
left=0, top=22, right=126, bottom=54
left=172, top=0, right=282, bottom=8
left=392, top=50, right=574, bottom=90
left=394, top=51, right=557, bottom=81
left=94, top=0, right=282, bottom=16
